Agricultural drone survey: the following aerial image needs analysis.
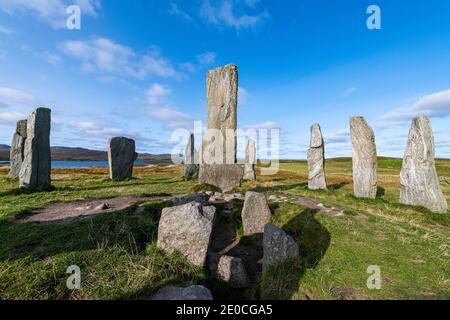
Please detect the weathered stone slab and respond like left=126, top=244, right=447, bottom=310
left=157, top=202, right=216, bottom=267
left=185, top=133, right=199, bottom=179
left=263, top=224, right=299, bottom=271
left=108, top=137, right=137, bottom=181
left=208, top=254, right=249, bottom=288
left=171, top=193, right=210, bottom=206
left=19, top=108, right=51, bottom=189
left=350, top=116, right=378, bottom=198
left=307, top=124, right=327, bottom=190
left=8, top=119, right=27, bottom=178
left=243, top=139, right=256, bottom=181
left=151, top=285, right=213, bottom=300
left=199, top=164, right=243, bottom=192
left=400, top=117, right=448, bottom=213
left=242, top=191, right=272, bottom=236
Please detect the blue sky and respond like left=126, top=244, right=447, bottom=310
left=0, top=0, right=449, bottom=159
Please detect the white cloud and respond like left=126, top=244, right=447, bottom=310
left=41, top=51, right=63, bottom=66
left=238, top=86, right=250, bottom=105
left=377, top=89, right=450, bottom=125
left=200, top=0, right=269, bottom=30
left=0, top=110, right=26, bottom=124
left=169, top=2, right=192, bottom=21
left=0, top=87, right=35, bottom=104
left=0, top=25, right=15, bottom=35
left=197, top=51, right=217, bottom=66
left=324, top=128, right=350, bottom=144
left=146, top=84, right=171, bottom=104
left=344, top=87, right=357, bottom=97
left=0, top=0, right=101, bottom=28
left=60, top=38, right=179, bottom=80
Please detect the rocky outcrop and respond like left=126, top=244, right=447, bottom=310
left=307, top=124, right=327, bottom=190
left=108, top=137, right=137, bottom=181
left=241, top=191, right=272, bottom=236
left=8, top=119, right=27, bottom=178
left=400, top=117, right=448, bottom=213
left=350, top=116, right=378, bottom=198
left=19, top=108, right=51, bottom=189
left=157, top=202, right=216, bottom=267
left=263, top=224, right=299, bottom=271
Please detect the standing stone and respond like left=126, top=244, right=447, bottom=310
left=400, top=117, right=448, bottom=213
left=199, top=64, right=242, bottom=191
left=184, top=133, right=199, bottom=179
left=241, top=191, right=272, bottom=236
left=350, top=116, right=378, bottom=198
left=157, top=202, right=216, bottom=267
left=243, top=139, right=256, bottom=181
left=263, top=224, right=299, bottom=271
left=108, top=137, right=137, bottom=181
left=19, top=108, right=51, bottom=189
left=307, top=124, right=327, bottom=190
left=208, top=254, right=249, bottom=288
left=8, top=119, right=27, bottom=178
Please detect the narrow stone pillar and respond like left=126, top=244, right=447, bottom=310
left=307, top=124, right=327, bottom=190
left=8, top=119, right=27, bottom=178
left=243, top=139, right=256, bottom=180
left=184, top=133, right=199, bottom=179
left=108, top=137, right=137, bottom=181
left=19, top=108, right=51, bottom=189
left=400, top=117, right=448, bottom=213
left=350, top=116, right=378, bottom=198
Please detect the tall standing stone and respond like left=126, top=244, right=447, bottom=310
left=199, top=64, right=243, bottom=191
left=108, top=137, right=137, bottom=181
left=19, top=108, right=51, bottom=189
left=184, top=133, right=198, bottom=179
left=8, top=119, right=27, bottom=178
left=307, top=124, right=327, bottom=190
left=400, top=117, right=448, bottom=213
left=243, top=139, right=256, bottom=180
left=241, top=191, right=272, bottom=235
left=350, top=116, right=378, bottom=198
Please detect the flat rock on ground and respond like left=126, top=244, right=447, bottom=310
left=151, top=285, right=213, bottom=300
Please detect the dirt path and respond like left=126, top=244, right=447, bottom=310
left=296, top=196, right=345, bottom=217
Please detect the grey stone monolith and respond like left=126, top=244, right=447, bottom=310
left=108, top=137, right=137, bottom=180
left=307, top=124, right=327, bottom=190
left=243, top=139, right=256, bottom=181
left=185, top=133, right=198, bottom=179
left=8, top=119, right=27, bottom=178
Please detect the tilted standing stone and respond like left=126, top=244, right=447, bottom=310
left=307, top=124, right=327, bottom=190
left=400, top=117, right=448, bottom=213
left=199, top=64, right=243, bottom=191
left=184, top=133, right=199, bottom=179
left=350, top=116, right=378, bottom=198
left=19, top=108, right=51, bottom=189
left=108, top=137, right=137, bottom=181
left=157, top=202, right=216, bottom=267
left=8, top=119, right=27, bottom=178
left=241, top=191, right=272, bottom=236
left=243, top=139, right=256, bottom=181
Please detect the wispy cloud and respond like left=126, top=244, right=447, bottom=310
left=0, top=0, right=101, bottom=29
left=324, top=128, right=350, bottom=144
left=168, top=2, right=192, bottom=21
left=60, top=38, right=179, bottom=80
left=238, top=86, right=250, bottom=105
left=344, top=87, right=357, bottom=97
left=0, top=87, right=36, bottom=104
left=200, top=0, right=269, bottom=30
left=0, top=25, right=15, bottom=35
left=377, top=88, right=450, bottom=126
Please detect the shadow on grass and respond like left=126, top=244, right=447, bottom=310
left=0, top=185, right=56, bottom=198
left=0, top=200, right=171, bottom=264
left=250, top=183, right=308, bottom=193
left=260, top=208, right=331, bottom=299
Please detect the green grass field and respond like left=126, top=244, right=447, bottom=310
left=0, top=158, right=449, bottom=300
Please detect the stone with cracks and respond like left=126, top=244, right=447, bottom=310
left=208, top=254, right=249, bottom=288
left=19, top=108, right=51, bottom=189
left=157, top=202, right=216, bottom=267
left=108, top=137, right=137, bottom=181
left=263, top=224, right=299, bottom=271
left=184, top=133, right=199, bottom=179
left=151, top=285, right=213, bottom=300
left=307, top=124, right=327, bottom=190
left=243, top=139, right=256, bottom=180
left=350, top=116, right=378, bottom=198
left=199, top=164, right=243, bottom=193
left=8, top=119, right=27, bottom=178
left=241, top=191, right=272, bottom=236
left=400, top=117, right=448, bottom=213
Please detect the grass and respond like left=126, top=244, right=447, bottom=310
left=0, top=158, right=449, bottom=300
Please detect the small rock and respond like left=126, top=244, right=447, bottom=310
left=171, top=193, right=210, bottom=206
left=241, top=191, right=272, bottom=236
left=95, top=203, right=110, bottom=211
left=263, top=224, right=299, bottom=271
left=133, top=205, right=145, bottom=215
left=209, top=254, right=249, bottom=288
left=151, top=285, right=213, bottom=300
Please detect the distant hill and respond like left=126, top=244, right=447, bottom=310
left=0, top=146, right=174, bottom=163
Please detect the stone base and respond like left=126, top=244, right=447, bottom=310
left=199, top=164, right=243, bottom=192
